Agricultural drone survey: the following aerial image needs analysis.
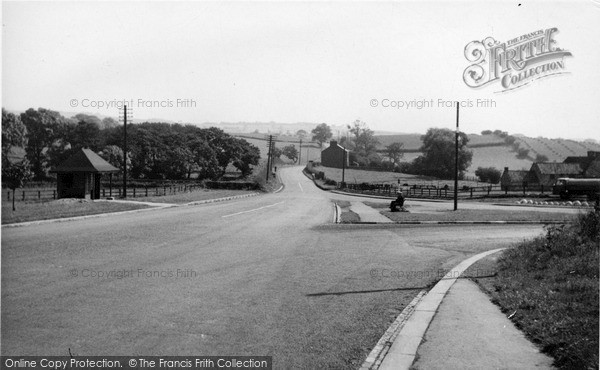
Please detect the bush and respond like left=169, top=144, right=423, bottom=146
left=481, top=130, right=493, bottom=135
left=516, top=147, right=530, bottom=159
left=475, top=166, right=501, bottom=184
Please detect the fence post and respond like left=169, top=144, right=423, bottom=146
left=118, top=188, right=121, bottom=197
left=470, top=188, right=473, bottom=198
left=541, top=185, right=544, bottom=194
left=22, top=191, right=25, bottom=201
left=53, top=190, right=56, bottom=199
left=164, top=186, right=167, bottom=196
left=145, top=186, right=148, bottom=197
left=133, top=187, right=136, bottom=198
left=7, top=191, right=10, bottom=201
left=38, top=190, right=41, bottom=199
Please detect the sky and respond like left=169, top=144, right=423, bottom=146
left=2, top=1, right=599, bottom=140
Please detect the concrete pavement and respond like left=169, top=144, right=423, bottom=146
left=368, top=249, right=554, bottom=370
left=349, top=201, right=393, bottom=223
left=412, top=279, right=554, bottom=369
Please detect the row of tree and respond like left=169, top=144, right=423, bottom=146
left=2, top=108, right=261, bottom=182
left=310, top=121, right=474, bottom=180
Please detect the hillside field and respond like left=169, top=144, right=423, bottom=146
left=236, top=129, right=599, bottom=177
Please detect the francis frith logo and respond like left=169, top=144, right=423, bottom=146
left=463, top=27, right=572, bottom=92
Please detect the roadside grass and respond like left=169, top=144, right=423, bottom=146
left=1, top=199, right=150, bottom=224
left=467, top=210, right=599, bottom=369
left=334, top=200, right=361, bottom=223
left=366, top=204, right=578, bottom=222
left=126, top=189, right=258, bottom=204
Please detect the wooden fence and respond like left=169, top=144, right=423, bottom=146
left=340, top=182, right=557, bottom=199
left=3, top=183, right=206, bottom=202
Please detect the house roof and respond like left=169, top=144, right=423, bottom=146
left=501, top=170, right=529, bottom=183
left=50, top=148, right=119, bottom=173
left=585, top=160, right=600, bottom=178
left=533, top=162, right=582, bottom=175
left=322, top=141, right=349, bottom=152
left=563, top=156, right=588, bottom=164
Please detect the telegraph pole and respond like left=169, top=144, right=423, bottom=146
left=454, top=102, right=459, bottom=211
left=120, top=105, right=131, bottom=198
left=266, top=135, right=273, bottom=182
left=299, top=139, right=302, bottom=165
left=342, top=146, right=346, bottom=185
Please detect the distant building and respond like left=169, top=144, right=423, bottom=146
left=500, top=168, right=529, bottom=190
left=50, top=148, right=119, bottom=199
left=320, top=140, right=349, bottom=169
left=525, top=162, right=583, bottom=187
left=563, top=151, right=600, bottom=178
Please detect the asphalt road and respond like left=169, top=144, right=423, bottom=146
left=2, top=167, right=546, bottom=368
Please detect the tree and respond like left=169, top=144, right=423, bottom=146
left=2, top=159, right=32, bottom=211
left=233, top=139, right=260, bottom=177
left=188, top=139, right=219, bottom=180
left=282, top=145, right=299, bottom=163
left=412, top=128, right=473, bottom=179
left=296, top=130, right=308, bottom=140
left=271, top=146, right=283, bottom=159
left=516, top=147, right=530, bottom=159
left=386, top=142, right=404, bottom=166
left=535, top=154, right=549, bottom=162
left=2, top=109, right=27, bottom=160
left=347, top=120, right=380, bottom=166
left=20, top=108, right=67, bottom=179
left=311, top=123, right=332, bottom=147
left=475, top=167, right=501, bottom=184
left=100, top=145, right=131, bottom=173
left=2, top=108, right=31, bottom=211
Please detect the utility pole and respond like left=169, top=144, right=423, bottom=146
left=266, top=135, right=273, bottom=182
left=120, top=105, right=131, bottom=199
left=454, top=102, right=459, bottom=211
left=341, top=146, right=346, bottom=185
left=299, top=139, right=302, bottom=165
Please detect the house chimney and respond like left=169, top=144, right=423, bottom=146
left=504, top=167, right=509, bottom=172
left=330, top=140, right=337, bottom=147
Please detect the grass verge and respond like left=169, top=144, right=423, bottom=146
left=126, top=189, right=258, bottom=204
left=467, top=210, right=599, bottom=369
left=368, top=205, right=578, bottom=223
left=1, top=199, right=150, bottom=224
left=334, top=200, right=361, bottom=223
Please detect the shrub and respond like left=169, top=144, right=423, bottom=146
left=475, top=166, right=501, bottom=184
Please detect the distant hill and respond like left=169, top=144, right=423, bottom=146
left=374, top=133, right=600, bottom=176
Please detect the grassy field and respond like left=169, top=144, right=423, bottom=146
left=466, top=210, right=599, bottom=369
left=1, top=199, right=150, bottom=224
left=314, top=165, right=483, bottom=187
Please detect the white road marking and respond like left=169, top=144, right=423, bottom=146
left=222, top=201, right=285, bottom=218
left=298, top=183, right=304, bottom=192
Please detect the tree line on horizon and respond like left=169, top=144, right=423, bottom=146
left=2, top=107, right=263, bottom=183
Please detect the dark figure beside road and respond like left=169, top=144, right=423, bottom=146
left=390, top=191, right=407, bottom=212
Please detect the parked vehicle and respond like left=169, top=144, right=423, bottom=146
left=552, top=178, right=600, bottom=200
